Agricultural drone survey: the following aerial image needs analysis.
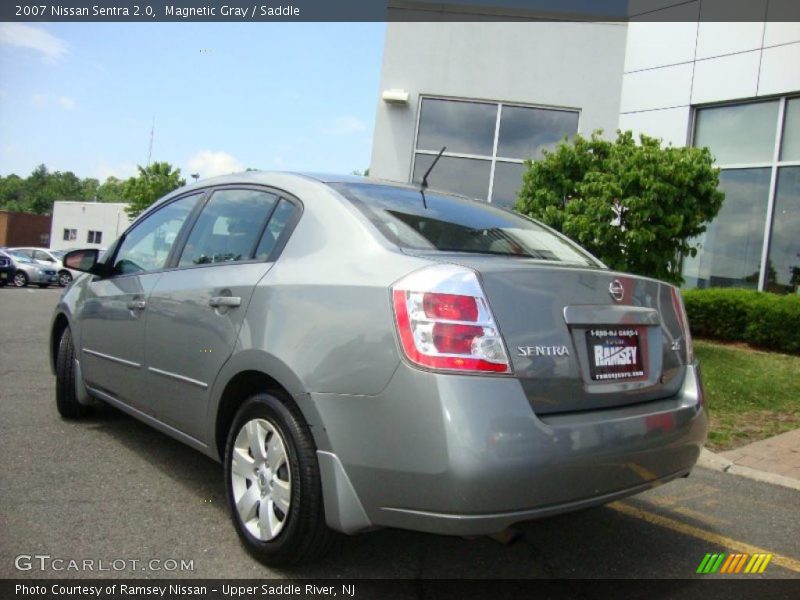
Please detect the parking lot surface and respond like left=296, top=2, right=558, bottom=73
left=1, top=287, right=799, bottom=579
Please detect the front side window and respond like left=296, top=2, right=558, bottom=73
left=113, top=193, right=201, bottom=275
left=178, top=189, right=278, bottom=267
left=332, top=183, right=599, bottom=267
left=412, top=98, right=579, bottom=209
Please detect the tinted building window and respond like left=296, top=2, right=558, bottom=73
left=694, top=101, right=779, bottom=165
left=412, top=98, right=579, bottom=209
left=682, top=169, right=771, bottom=289
left=497, top=105, right=579, bottom=161
left=412, top=155, right=491, bottom=201
left=687, top=96, right=800, bottom=293
left=767, top=167, right=800, bottom=294
left=416, top=98, right=496, bottom=156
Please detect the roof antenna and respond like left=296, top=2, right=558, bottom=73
left=420, top=146, right=445, bottom=210
left=421, top=146, right=446, bottom=190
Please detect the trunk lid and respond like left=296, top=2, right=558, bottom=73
left=428, top=255, right=689, bottom=414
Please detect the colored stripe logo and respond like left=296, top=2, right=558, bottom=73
left=697, top=553, right=772, bottom=574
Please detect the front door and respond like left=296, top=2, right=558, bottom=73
left=78, top=192, right=204, bottom=410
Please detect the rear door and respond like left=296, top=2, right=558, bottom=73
left=78, top=192, right=204, bottom=410
left=143, top=187, right=300, bottom=441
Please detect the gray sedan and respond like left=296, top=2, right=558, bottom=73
left=10, top=247, right=80, bottom=286
left=0, top=249, right=59, bottom=288
left=50, top=172, right=707, bottom=566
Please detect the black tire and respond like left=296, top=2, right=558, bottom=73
left=58, top=270, right=72, bottom=286
left=56, top=327, right=89, bottom=419
left=224, top=392, right=335, bottom=566
left=13, top=271, right=28, bottom=287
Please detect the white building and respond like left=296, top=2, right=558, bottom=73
left=50, top=202, right=132, bottom=251
left=369, top=4, right=800, bottom=294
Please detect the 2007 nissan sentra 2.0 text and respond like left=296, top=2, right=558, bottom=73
left=50, top=172, right=707, bottom=565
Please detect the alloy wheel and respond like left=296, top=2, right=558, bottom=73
left=58, top=271, right=72, bottom=286
left=230, top=418, right=292, bottom=541
left=13, top=272, right=27, bottom=287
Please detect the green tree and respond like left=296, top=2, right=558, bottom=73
left=123, top=162, right=186, bottom=218
left=97, top=176, right=126, bottom=202
left=516, top=130, right=725, bottom=285
left=0, top=174, right=26, bottom=212
left=81, top=178, right=100, bottom=201
left=24, top=164, right=57, bottom=214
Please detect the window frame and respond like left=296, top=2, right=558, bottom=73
left=689, top=95, right=800, bottom=292
left=104, top=184, right=304, bottom=279
left=104, top=189, right=210, bottom=279
left=175, top=186, right=282, bottom=270
left=410, top=95, right=582, bottom=205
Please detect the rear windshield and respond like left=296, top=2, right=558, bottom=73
left=331, top=183, right=600, bottom=267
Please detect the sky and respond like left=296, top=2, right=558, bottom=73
left=0, top=22, right=386, bottom=181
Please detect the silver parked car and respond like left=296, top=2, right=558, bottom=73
left=1, top=249, right=59, bottom=288
left=11, top=247, right=79, bottom=286
left=51, top=173, right=707, bottom=565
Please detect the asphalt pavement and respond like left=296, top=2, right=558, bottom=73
left=1, top=287, right=798, bottom=580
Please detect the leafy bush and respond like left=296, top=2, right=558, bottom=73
left=516, top=130, right=725, bottom=285
left=682, top=288, right=800, bottom=354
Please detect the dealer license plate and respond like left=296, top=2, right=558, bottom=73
left=586, top=328, right=645, bottom=381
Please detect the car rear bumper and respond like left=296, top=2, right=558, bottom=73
left=310, top=363, right=707, bottom=536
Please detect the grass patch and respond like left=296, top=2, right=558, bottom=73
left=695, top=340, right=800, bottom=451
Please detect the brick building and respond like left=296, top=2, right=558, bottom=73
left=0, top=210, right=52, bottom=247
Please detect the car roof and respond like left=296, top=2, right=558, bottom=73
left=176, top=171, right=419, bottom=194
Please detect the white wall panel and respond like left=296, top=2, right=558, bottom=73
left=763, top=21, right=800, bottom=47
left=758, top=42, right=800, bottom=97
left=618, top=106, right=691, bottom=146
left=620, top=63, right=693, bottom=113
left=691, top=51, right=761, bottom=105
left=696, top=20, right=765, bottom=60
left=624, top=19, right=698, bottom=73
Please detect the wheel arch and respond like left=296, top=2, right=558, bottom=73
left=50, top=312, right=71, bottom=375
left=209, top=350, right=329, bottom=461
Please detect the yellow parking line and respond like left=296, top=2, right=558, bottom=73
left=609, top=501, right=800, bottom=574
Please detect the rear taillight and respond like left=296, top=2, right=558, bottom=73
left=391, top=265, right=511, bottom=373
left=670, top=286, right=694, bottom=363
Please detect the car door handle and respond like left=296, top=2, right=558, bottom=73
left=209, top=296, right=241, bottom=308
left=127, top=299, right=146, bottom=311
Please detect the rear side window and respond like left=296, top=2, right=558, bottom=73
left=178, top=189, right=278, bottom=267
left=254, top=199, right=296, bottom=261
left=331, top=183, right=600, bottom=267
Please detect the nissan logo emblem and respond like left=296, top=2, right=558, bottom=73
left=609, top=280, right=624, bottom=302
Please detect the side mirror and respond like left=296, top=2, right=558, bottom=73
left=63, top=248, right=108, bottom=276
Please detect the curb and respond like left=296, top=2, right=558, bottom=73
left=697, top=448, right=800, bottom=491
